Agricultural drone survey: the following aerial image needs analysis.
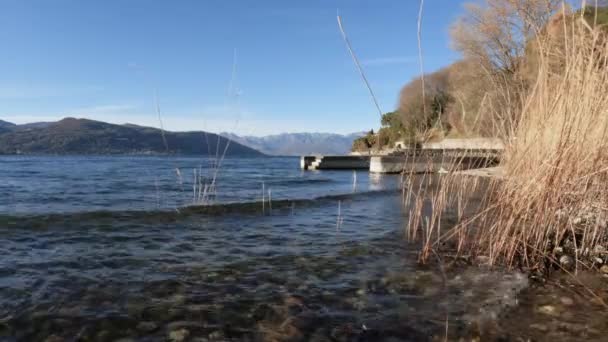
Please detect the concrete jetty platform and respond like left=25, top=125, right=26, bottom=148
left=302, top=149, right=500, bottom=173
left=300, top=155, right=370, bottom=170
left=369, top=152, right=499, bottom=174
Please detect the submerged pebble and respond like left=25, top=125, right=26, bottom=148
left=43, top=335, right=64, bottom=342
left=537, top=305, right=558, bottom=316
left=559, top=255, right=574, bottom=269
left=136, top=321, right=158, bottom=333
left=560, top=297, right=574, bottom=306
left=168, top=328, right=190, bottom=342
left=529, top=323, right=549, bottom=332
left=208, top=330, right=225, bottom=340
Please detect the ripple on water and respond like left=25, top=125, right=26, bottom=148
left=0, top=185, right=543, bottom=341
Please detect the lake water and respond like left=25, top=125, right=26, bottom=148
left=0, top=156, right=535, bottom=341
left=0, top=156, right=397, bottom=215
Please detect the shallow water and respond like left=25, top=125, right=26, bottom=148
left=0, top=156, right=394, bottom=215
left=0, top=156, right=540, bottom=341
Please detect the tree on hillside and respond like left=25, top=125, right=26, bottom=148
left=443, top=59, right=496, bottom=136
left=398, top=66, right=452, bottom=142
left=451, top=0, right=562, bottom=75
left=351, top=130, right=377, bottom=152
left=449, top=0, right=563, bottom=137
left=380, top=111, right=402, bottom=128
left=377, top=111, right=407, bottom=147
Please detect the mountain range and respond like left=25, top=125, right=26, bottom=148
left=0, top=118, right=263, bottom=156
left=221, top=132, right=363, bottom=156
left=0, top=118, right=360, bottom=156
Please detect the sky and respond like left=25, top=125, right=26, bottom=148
left=0, top=0, right=465, bottom=136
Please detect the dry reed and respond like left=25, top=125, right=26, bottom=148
left=404, top=4, right=608, bottom=274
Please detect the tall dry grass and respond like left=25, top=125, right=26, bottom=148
left=405, top=4, right=608, bottom=272
left=471, top=9, right=608, bottom=269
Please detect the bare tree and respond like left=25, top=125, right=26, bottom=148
left=450, top=0, right=562, bottom=75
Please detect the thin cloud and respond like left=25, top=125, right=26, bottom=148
left=66, top=104, right=138, bottom=116
left=360, top=56, right=416, bottom=67
left=0, top=84, right=104, bottom=99
left=2, top=104, right=140, bottom=126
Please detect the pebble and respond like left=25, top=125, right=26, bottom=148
left=330, top=325, right=353, bottom=342
left=353, top=300, right=366, bottom=311
left=168, top=328, right=190, bottom=342
left=186, top=304, right=209, bottom=313
left=208, top=330, right=225, bottom=340
left=560, top=297, right=575, bottom=306
left=95, top=330, right=111, bottom=340
left=559, top=255, right=574, bottom=269
left=538, top=305, right=558, bottom=316
left=594, top=245, right=607, bottom=255
left=136, top=321, right=158, bottom=333
left=284, top=295, right=304, bottom=307
left=167, top=307, right=186, bottom=319
left=529, top=323, right=548, bottom=332
left=475, top=255, right=491, bottom=265
left=356, top=288, right=366, bottom=296
left=43, top=336, right=64, bottom=342
left=167, top=321, right=202, bottom=330
left=423, top=286, right=441, bottom=296
left=557, top=322, right=587, bottom=333
left=601, top=265, right=608, bottom=274
left=279, top=318, right=303, bottom=340
left=169, top=294, right=186, bottom=305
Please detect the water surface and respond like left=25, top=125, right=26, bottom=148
left=0, top=156, right=531, bottom=341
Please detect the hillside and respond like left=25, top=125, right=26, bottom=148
left=221, top=132, right=364, bottom=156
left=0, top=118, right=264, bottom=156
left=0, top=120, right=16, bottom=134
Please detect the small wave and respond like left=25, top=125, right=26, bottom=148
left=0, top=189, right=400, bottom=228
left=265, top=178, right=334, bottom=187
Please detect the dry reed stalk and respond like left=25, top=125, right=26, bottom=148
left=337, top=200, right=343, bottom=231
left=471, top=13, right=608, bottom=269
left=337, top=14, right=384, bottom=118
left=405, top=5, right=608, bottom=274
left=417, top=0, right=426, bottom=117
left=268, top=188, right=272, bottom=212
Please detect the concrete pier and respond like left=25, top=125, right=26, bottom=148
left=302, top=149, right=499, bottom=173
left=369, top=153, right=498, bottom=174
left=300, top=155, right=370, bottom=170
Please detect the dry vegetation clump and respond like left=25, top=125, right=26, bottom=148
left=472, top=10, right=608, bottom=271
left=404, top=2, right=608, bottom=275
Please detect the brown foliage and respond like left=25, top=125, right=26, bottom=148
left=446, top=0, right=564, bottom=139
left=406, top=4, right=608, bottom=276
left=397, top=60, right=498, bottom=138
left=451, top=0, right=562, bottom=75
left=397, top=66, right=451, bottom=140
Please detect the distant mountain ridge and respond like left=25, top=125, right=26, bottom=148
left=0, top=118, right=264, bottom=156
left=0, top=120, right=17, bottom=133
left=221, top=132, right=364, bottom=156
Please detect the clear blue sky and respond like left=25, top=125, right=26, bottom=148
left=0, top=0, right=465, bottom=136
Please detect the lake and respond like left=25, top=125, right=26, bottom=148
left=0, top=156, right=528, bottom=341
